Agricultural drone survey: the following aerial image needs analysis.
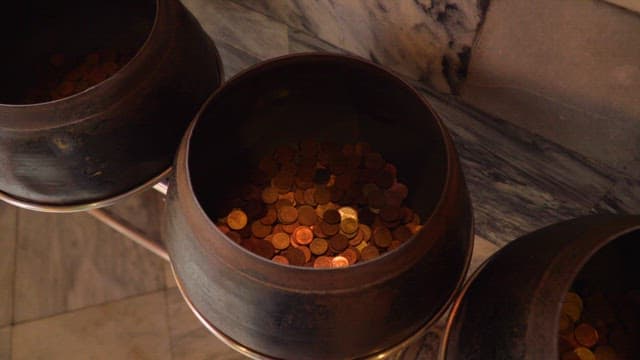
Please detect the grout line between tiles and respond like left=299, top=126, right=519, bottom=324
left=10, top=289, right=165, bottom=328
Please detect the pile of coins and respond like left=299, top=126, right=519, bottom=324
left=24, top=50, right=128, bottom=102
left=558, top=290, right=639, bottom=359
left=215, top=141, right=423, bottom=268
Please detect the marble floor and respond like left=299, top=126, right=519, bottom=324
left=1, top=1, right=638, bottom=359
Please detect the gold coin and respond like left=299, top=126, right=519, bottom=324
left=226, top=209, right=248, bottom=230
left=338, top=206, right=358, bottom=220
left=565, top=292, right=584, bottom=311
left=310, top=238, right=329, bottom=256
left=563, top=301, right=582, bottom=323
left=271, top=232, right=290, bottom=250
left=356, top=241, right=369, bottom=253
left=331, top=256, right=350, bottom=268
left=261, top=187, right=279, bottom=204
left=340, top=218, right=359, bottom=235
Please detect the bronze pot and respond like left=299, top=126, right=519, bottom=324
left=0, top=0, right=222, bottom=211
left=164, top=54, right=474, bottom=359
left=441, top=214, right=640, bottom=360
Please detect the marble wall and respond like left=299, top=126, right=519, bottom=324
left=231, top=0, right=488, bottom=93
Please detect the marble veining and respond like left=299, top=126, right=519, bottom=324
left=232, top=0, right=486, bottom=93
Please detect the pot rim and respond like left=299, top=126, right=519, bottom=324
left=176, top=52, right=467, bottom=280
left=0, top=0, right=163, bottom=125
left=438, top=215, right=640, bottom=360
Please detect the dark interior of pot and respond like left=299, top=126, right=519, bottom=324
left=556, top=230, right=639, bottom=359
left=188, top=57, right=448, bottom=258
left=0, top=0, right=155, bottom=104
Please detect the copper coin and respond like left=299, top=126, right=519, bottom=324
left=331, top=256, right=350, bottom=268
left=359, top=224, right=372, bottom=242
left=217, top=224, right=230, bottom=234
left=593, top=346, right=617, bottom=360
left=274, top=145, right=296, bottom=163
left=260, top=208, right=278, bottom=225
left=310, top=238, right=329, bottom=256
left=251, top=239, right=275, bottom=259
left=392, top=225, right=413, bottom=242
left=384, top=190, right=404, bottom=208
left=294, top=189, right=306, bottom=205
left=562, top=347, right=595, bottom=360
left=285, top=247, right=306, bottom=266
left=312, top=224, right=326, bottom=238
left=334, top=173, right=354, bottom=190
left=297, top=205, right=317, bottom=226
left=272, top=255, right=289, bottom=265
left=361, top=245, right=380, bottom=261
left=389, top=182, right=409, bottom=200
left=299, top=246, right=312, bottom=262
left=226, top=231, right=243, bottom=244
left=330, top=187, right=344, bottom=203
left=314, top=186, right=331, bottom=205
left=282, top=221, right=299, bottom=234
left=295, top=177, right=314, bottom=190
left=373, top=227, right=393, bottom=248
left=348, top=228, right=365, bottom=246
left=361, top=183, right=380, bottom=198
left=323, top=209, right=341, bottom=224
left=320, top=221, right=339, bottom=236
left=355, top=142, right=371, bottom=157
left=313, top=256, right=333, bottom=269
left=341, top=248, right=358, bottom=265
left=364, top=152, right=385, bottom=170
left=329, top=234, right=349, bottom=252
left=292, top=226, right=314, bottom=245
left=368, top=189, right=387, bottom=210
left=401, top=207, right=414, bottom=224
left=251, top=221, right=272, bottom=238
left=277, top=205, right=298, bottom=224
left=388, top=240, right=402, bottom=251
left=574, top=323, right=599, bottom=348
left=243, top=199, right=264, bottom=220
left=375, top=170, right=395, bottom=189
left=358, top=208, right=376, bottom=225
left=226, top=209, right=248, bottom=230
left=261, top=185, right=280, bottom=204
left=303, top=188, right=317, bottom=206
left=272, top=174, right=293, bottom=193
left=271, top=232, right=290, bottom=250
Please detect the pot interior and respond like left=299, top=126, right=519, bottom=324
left=187, top=56, right=448, bottom=254
left=0, top=0, right=155, bottom=105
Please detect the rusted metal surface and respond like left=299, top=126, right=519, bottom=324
left=0, top=0, right=222, bottom=210
left=441, top=214, right=640, bottom=360
left=164, top=54, right=474, bottom=359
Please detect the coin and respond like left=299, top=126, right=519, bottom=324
left=348, top=227, right=365, bottom=246
left=389, top=182, right=409, bottom=200
left=338, top=206, right=358, bottom=220
left=303, top=188, right=317, bottom=206
left=565, top=292, right=584, bottom=311
left=297, top=205, right=317, bottom=226
left=373, top=227, right=393, bottom=248
left=323, top=209, right=341, bottom=225
left=392, top=225, right=413, bottom=243
left=271, top=232, right=290, bottom=250
left=558, top=313, right=574, bottom=334
left=260, top=208, right=278, bottom=225
left=574, top=323, right=599, bottom=348
left=251, top=221, right=272, bottom=238
left=284, top=247, right=306, bottom=266
left=313, top=256, right=333, bottom=269
left=292, top=226, right=314, bottom=245
left=358, top=208, right=376, bottom=226
left=368, top=189, right=387, bottom=210
left=277, top=205, right=298, bottom=224
left=282, top=221, right=299, bottom=234
left=331, top=256, right=350, bottom=268
left=330, top=187, right=344, bottom=203
left=314, top=186, right=331, bottom=204
left=593, top=346, right=617, bottom=360
left=341, top=248, right=358, bottom=265
left=561, top=347, right=595, bottom=360
left=250, top=239, right=275, bottom=259
left=375, top=170, right=395, bottom=189
left=227, top=209, right=248, bottom=230
left=261, top=187, right=279, bottom=204
left=380, top=206, right=402, bottom=223
left=364, top=152, right=385, bottom=170
left=294, top=189, right=306, bottom=204
left=340, top=218, right=359, bottom=235
left=563, top=301, right=583, bottom=323
left=310, top=238, right=329, bottom=256
left=361, top=245, right=380, bottom=261
left=272, top=255, right=289, bottom=265
left=329, top=234, right=349, bottom=252
left=299, top=246, right=312, bottom=263
left=320, top=221, right=340, bottom=236
left=226, top=231, right=243, bottom=244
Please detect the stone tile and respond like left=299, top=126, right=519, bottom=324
left=604, top=0, right=640, bottom=14
left=461, top=0, right=640, bottom=174
left=182, top=0, right=289, bottom=61
left=14, top=208, right=165, bottom=323
left=593, top=175, right=640, bottom=215
left=232, top=0, right=486, bottom=93
left=105, top=188, right=165, bottom=243
left=12, top=292, right=170, bottom=360
left=0, top=203, right=17, bottom=327
left=166, top=288, right=247, bottom=360
left=288, top=28, right=346, bottom=54
left=419, top=89, right=617, bottom=245
left=467, top=236, right=499, bottom=278
left=0, top=327, right=10, bottom=360
left=216, top=41, right=261, bottom=81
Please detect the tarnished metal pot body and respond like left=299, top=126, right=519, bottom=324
left=164, top=54, right=474, bottom=359
left=442, top=214, right=640, bottom=360
left=0, top=0, right=222, bottom=208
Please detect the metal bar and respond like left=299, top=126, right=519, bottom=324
left=88, top=208, right=170, bottom=262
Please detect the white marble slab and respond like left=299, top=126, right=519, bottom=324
left=0, top=203, right=16, bottom=328
left=12, top=292, right=170, bottom=360
left=232, top=0, right=485, bottom=93
left=13, top=208, right=165, bottom=323
left=166, top=288, right=247, bottom=360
